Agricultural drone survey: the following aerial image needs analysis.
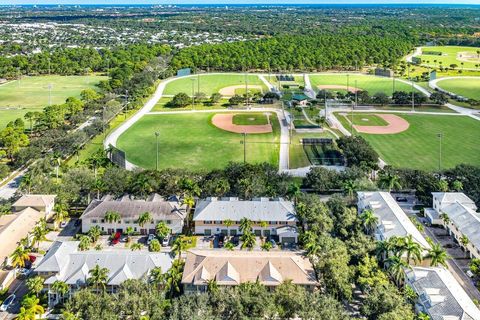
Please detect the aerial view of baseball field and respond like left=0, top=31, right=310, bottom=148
left=162, top=73, right=268, bottom=96
left=335, top=112, right=480, bottom=170
left=434, top=77, right=480, bottom=100
left=0, top=75, right=107, bottom=128
left=117, top=111, right=280, bottom=171
left=417, top=46, right=480, bottom=70
left=309, top=73, right=419, bottom=95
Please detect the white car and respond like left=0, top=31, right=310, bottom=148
left=0, top=294, right=15, bottom=312
left=161, top=235, right=170, bottom=247
left=147, top=234, right=156, bottom=245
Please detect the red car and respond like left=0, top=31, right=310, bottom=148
left=111, top=231, right=121, bottom=245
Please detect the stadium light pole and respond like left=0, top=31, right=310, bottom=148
left=346, top=74, right=350, bottom=93
left=155, top=131, right=160, bottom=171
left=191, top=78, right=196, bottom=110
left=437, top=133, right=443, bottom=172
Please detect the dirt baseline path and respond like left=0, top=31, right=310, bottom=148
left=212, top=114, right=273, bottom=134
left=353, top=114, right=409, bottom=134
left=317, top=85, right=361, bottom=93
left=219, top=85, right=263, bottom=96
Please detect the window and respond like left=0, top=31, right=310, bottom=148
left=166, top=220, right=172, bottom=225
left=204, top=229, right=212, bottom=236
left=92, top=219, right=97, bottom=223
left=205, top=221, right=212, bottom=224
left=215, top=220, right=222, bottom=224
left=100, top=219, right=105, bottom=223
left=125, top=220, right=130, bottom=224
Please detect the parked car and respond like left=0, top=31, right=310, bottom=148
left=396, top=197, right=408, bottom=202
left=0, top=294, right=15, bottom=312
left=17, top=268, right=32, bottom=279
left=269, top=239, right=277, bottom=248
left=147, top=234, right=156, bottom=245
left=111, top=231, right=121, bottom=245
left=231, top=235, right=240, bottom=246
left=161, top=235, right=170, bottom=247
left=74, top=219, right=81, bottom=227
left=466, top=270, right=475, bottom=278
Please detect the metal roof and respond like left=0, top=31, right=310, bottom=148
left=442, top=202, right=480, bottom=252
left=193, top=197, right=296, bottom=222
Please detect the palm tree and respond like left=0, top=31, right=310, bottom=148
left=182, top=195, right=195, bottom=231
left=425, top=243, right=448, bottom=267
left=10, top=245, right=30, bottom=268
left=16, top=307, right=36, bottom=320
left=92, top=179, right=105, bottom=200
left=88, top=225, right=102, bottom=243
left=440, top=213, right=450, bottom=236
left=206, top=279, right=218, bottom=293
left=104, top=211, right=121, bottom=233
left=130, top=243, right=142, bottom=251
left=287, top=183, right=301, bottom=204
left=452, top=180, right=463, bottom=192
left=398, top=235, right=422, bottom=265
left=51, top=280, right=69, bottom=305
left=360, top=209, right=378, bottom=235
left=20, top=173, right=32, bottom=194
left=386, top=255, right=410, bottom=286
left=171, top=236, right=186, bottom=260
left=460, top=235, right=470, bottom=257
left=125, top=226, right=134, bottom=243
left=54, top=203, right=69, bottom=229
left=438, top=180, right=449, bottom=192
left=378, top=172, right=402, bottom=192
left=155, top=221, right=170, bottom=240
left=301, top=231, right=320, bottom=258
left=31, top=224, right=48, bottom=249
left=239, top=218, right=252, bottom=234
left=149, top=239, right=161, bottom=252
left=241, top=231, right=256, bottom=250
left=164, top=260, right=184, bottom=298
left=87, top=264, right=109, bottom=292
left=224, top=241, right=234, bottom=251
left=343, top=180, right=357, bottom=201
left=137, top=212, right=152, bottom=228
left=26, top=276, right=44, bottom=297
left=261, top=241, right=272, bottom=251
left=223, top=219, right=233, bottom=236
left=149, top=267, right=164, bottom=290
left=78, top=235, right=91, bottom=251
left=17, top=296, right=44, bottom=320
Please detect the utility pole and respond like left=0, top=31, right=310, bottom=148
left=240, top=132, right=247, bottom=163
left=346, top=74, right=350, bottom=93
left=197, top=73, right=200, bottom=95
left=155, top=132, right=160, bottom=170
left=124, top=89, right=129, bottom=119
left=392, top=75, right=396, bottom=96
left=437, top=133, right=443, bottom=171
left=48, top=83, right=53, bottom=106
left=245, top=72, right=249, bottom=107
left=354, top=80, right=358, bottom=109
left=191, top=78, right=196, bottom=110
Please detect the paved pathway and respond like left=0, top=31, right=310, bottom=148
left=303, top=74, right=316, bottom=99
left=405, top=47, right=422, bottom=63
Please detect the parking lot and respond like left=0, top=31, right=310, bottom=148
left=195, top=234, right=295, bottom=251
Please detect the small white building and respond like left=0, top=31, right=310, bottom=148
left=193, top=197, right=298, bottom=243
left=80, top=194, right=187, bottom=235
left=357, top=191, right=431, bottom=250
left=406, top=267, right=480, bottom=320
left=430, top=192, right=480, bottom=259
left=35, top=241, right=173, bottom=307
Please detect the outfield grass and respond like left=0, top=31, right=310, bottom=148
left=232, top=113, right=269, bottom=125
left=163, top=74, right=267, bottom=96
left=117, top=112, right=280, bottom=171
left=418, top=46, right=480, bottom=70
left=289, top=131, right=337, bottom=168
left=0, top=75, right=107, bottom=128
left=309, top=74, right=419, bottom=96
left=336, top=113, right=480, bottom=170
left=436, top=77, right=480, bottom=100
left=151, top=97, right=231, bottom=112
left=340, top=114, right=389, bottom=126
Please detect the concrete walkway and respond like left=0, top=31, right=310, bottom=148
left=303, top=74, right=316, bottom=99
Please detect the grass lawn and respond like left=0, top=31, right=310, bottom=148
left=309, top=74, right=420, bottom=96
left=163, top=74, right=266, bottom=96
left=289, top=131, right=338, bottom=168
left=436, top=77, right=480, bottom=100
left=340, top=114, right=389, bottom=126
left=336, top=113, right=480, bottom=170
left=151, top=97, right=231, bottom=112
left=234, top=88, right=263, bottom=95
left=418, top=46, right=480, bottom=70
left=232, top=113, right=269, bottom=125
left=0, top=75, right=107, bottom=128
left=117, top=112, right=280, bottom=171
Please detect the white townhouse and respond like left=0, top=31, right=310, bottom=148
left=193, top=197, right=298, bottom=244
left=357, top=191, right=431, bottom=250
left=406, top=267, right=480, bottom=320
left=80, top=194, right=187, bottom=235
left=428, top=192, right=480, bottom=259
left=35, top=241, right=173, bottom=307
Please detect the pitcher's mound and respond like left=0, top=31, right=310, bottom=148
left=354, top=114, right=409, bottom=134
left=212, top=114, right=272, bottom=134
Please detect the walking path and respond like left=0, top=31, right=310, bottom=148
left=303, top=74, right=316, bottom=99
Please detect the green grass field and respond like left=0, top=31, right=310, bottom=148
left=309, top=74, right=419, bottom=96
left=163, top=74, right=267, bottom=96
left=418, top=46, right=480, bottom=70
left=336, top=113, right=480, bottom=170
left=436, top=77, right=480, bottom=100
left=232, top=113, right=269, bottom=125
left=340, top=114, right=389, bottom=126
left=0, top=75, right=107, bottom=128
left=117, top=112, right=280, bottom=170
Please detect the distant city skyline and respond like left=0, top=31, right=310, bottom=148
left=1, top=0, right=479, bottom=5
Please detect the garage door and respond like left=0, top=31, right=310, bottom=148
left=281, top=237, right=296, bottom=244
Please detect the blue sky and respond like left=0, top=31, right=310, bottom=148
left=1, top=0, right=479, bottom=5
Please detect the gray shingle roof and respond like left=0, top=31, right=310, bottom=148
left=442, top=202, right=480, bottom=252
left=193, top=197, right=296, bottom=222
left=80, top=195, right=187, bottom=221
left=407, top=267, right=480, bottom=320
